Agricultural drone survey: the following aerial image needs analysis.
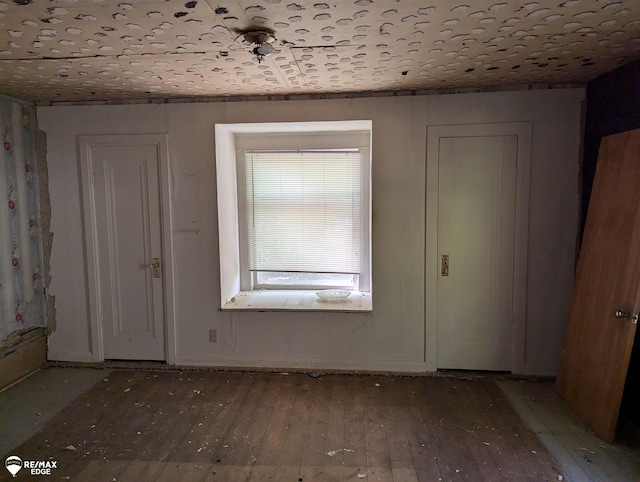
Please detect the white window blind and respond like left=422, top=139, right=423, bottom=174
left=245, top=150, right=362, bottom=274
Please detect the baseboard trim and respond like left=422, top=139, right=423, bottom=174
left=0, top=336, right=47, bottom=389
left=171, top=355, right=429, bottom=374
left=47, top=351, right=95, bottom=363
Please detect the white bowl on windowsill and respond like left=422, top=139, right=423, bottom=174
left=316, top=289, right=352, bottom=302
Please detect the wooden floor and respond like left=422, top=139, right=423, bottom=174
left=5, top=370, right=562, bottom=481
left=498, top=379, right=640, bottom=482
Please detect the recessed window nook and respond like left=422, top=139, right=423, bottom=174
left=215, top=121, right=373, bottom=312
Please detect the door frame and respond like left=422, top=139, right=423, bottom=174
left=425, top=123, right=532, bottom=373
left=79, top=134, right=176, bottom=363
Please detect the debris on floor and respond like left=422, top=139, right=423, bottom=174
left=325, top=448, right=355, bottom=456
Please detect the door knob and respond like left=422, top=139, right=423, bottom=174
left=149, top=257, right=161, bottom=278
left=614, top=310, right=639, bottom=323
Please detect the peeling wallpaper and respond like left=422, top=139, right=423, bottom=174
left=0, top=0, right=638, bottom=102
left=0, top=96, right=45, bottom=340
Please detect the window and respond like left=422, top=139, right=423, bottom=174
left=216, top=121, right=372, bottom=311
left=241, top=149, right=363, bottom=291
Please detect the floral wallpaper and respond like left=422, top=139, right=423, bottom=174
left=0, top=96, right=45, bottom=341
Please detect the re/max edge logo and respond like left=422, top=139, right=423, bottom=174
left=5, top=456, right=58, bottom=477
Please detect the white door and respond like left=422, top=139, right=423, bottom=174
left=436, top=135, right=518, bottom=370
left=86, top=139, right=166, bottom=360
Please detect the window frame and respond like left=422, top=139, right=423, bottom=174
left=235, top=132, right=371, bottom=293
left=215, top=120, right=373, bottom=312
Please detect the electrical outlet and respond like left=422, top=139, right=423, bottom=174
left=209, top=329, right=217, bottom=343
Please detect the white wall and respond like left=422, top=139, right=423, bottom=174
left=38, top=88, right=584, bottom=375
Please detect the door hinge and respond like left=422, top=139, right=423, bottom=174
left=91, top=172, right=95, bottom=183
left=99, top=311, right=103, bottom=321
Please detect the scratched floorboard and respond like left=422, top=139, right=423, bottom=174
left=4, top=371, right=561, bottom=481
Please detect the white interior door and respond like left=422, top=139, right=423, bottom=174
left=436, top=135, right=518, bottom=370
left=87, top=140, right=166, bottom=360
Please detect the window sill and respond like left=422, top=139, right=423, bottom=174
left=221, top=290, right=372, bottom=312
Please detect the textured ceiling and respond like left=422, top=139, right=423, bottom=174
left=0, top=0, right=639, bottom=103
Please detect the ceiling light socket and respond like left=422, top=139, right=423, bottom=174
left=253, top=42, right=274, bottom=57
left=242, top=29, right=276, bottom=63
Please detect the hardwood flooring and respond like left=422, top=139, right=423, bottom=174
left=498, top=379, right=640, bottom=482
left=5, top=370, right=562, bottom=481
